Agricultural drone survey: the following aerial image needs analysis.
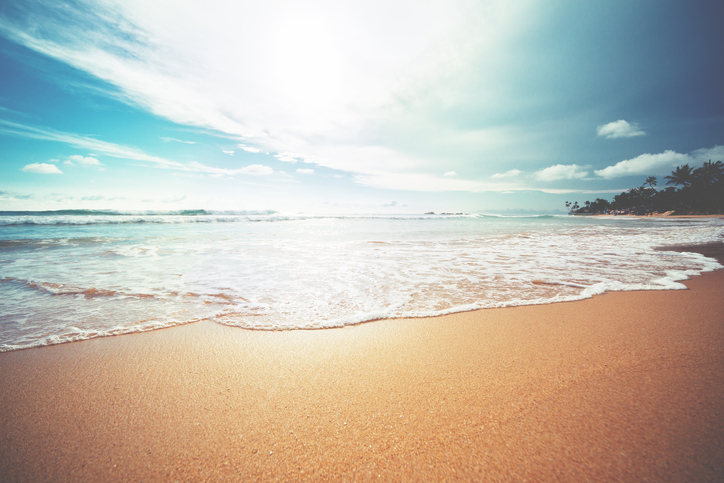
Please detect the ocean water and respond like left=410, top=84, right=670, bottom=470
left=1, top=210, right=722, bottom=352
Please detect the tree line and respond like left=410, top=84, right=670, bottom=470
left=566, top=160, right=724, bottom=215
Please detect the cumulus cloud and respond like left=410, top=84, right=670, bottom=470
left=594, top=150, right=690, bottom=179
left=65, top=155, right=103, bottom=166
left=690, top=145, right=724, bottom=164
left=443, top=171, right=457, bottom=176
left=296, top=168, right=314, bottom=175
left=594, top=145, right=724, bottom=179
left=239, top=164, right=274, bottom=176
left=238, top=144, right=261, bottom=153
left=491, top=169, right=521, bottom=178
left=534, top=164, right=588, bottom=181
left=22, top=163, right=63, bottom=174
left=596, top=120, right=645, bottom=139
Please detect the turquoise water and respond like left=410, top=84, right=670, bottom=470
left=1, top=211, right=722, bottom=351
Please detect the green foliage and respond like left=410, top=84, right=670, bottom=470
left=567, top=160, right=723, bottom=215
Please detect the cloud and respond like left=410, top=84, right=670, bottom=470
left=222, top=150, right=234, bottom=155
left=0, top=119, right=182, bottom=168
left=491, top=169, right=521, bottom=178
left=65, top=155, right=103, bottom=166
left=161, top=137, right=195, bottom=144
left=0, top=119, right=278, bottom=177
left=0, top=190, right=34, bottom=200
left=142, top=195, right=188, bottom=203
left=0, top=0, right=542, bottom=188
left=239, top=144, right=261, bottom=153
left=239, top=164, right=274, bottom=176
left=690, top=145, right=724, bottom=164
left=594, top=145, right=724, bottom=179
left=534, top=164, right=588, bottom=181
left=185, top=162, right=274, bottom=176
left=594, top=150, right=690, bottom=179
left=596, top=120, right=645, bottom=139
left=355, top=172, right=517, bottom=192
left=443, top=171, right=457, bottom=176
left=22, top=163, right=63, bottom=174
left=274, top=152, right=313, bottom=163
left=296, top=168, right=314, bottom=175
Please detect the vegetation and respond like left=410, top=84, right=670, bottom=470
left=566, top=160, right=724, bottom=215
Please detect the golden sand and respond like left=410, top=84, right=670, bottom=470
left=1, top=245, right=723, bottom=481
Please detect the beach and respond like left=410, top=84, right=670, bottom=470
left=1, top=243, right=723, bottom=481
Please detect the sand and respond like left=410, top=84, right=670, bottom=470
left=1, top=245, right=723, bottom=481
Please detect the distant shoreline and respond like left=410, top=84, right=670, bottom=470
left=590, top=213, right=724, bottom=219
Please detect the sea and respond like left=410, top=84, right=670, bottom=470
left=1, top=210, right=722, bottom=352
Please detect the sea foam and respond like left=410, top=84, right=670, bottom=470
left=1, top=213, right=722, bottom=351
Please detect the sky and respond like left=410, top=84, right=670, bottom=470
left=1, top=0, right=723, bottom=214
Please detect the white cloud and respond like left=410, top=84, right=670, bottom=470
left=161, top=137, right=195, bottom=144
left=239, top=164, right=274, bottom=176
left=66, top=155, right=103, bottom=166
left=0, top=119, right=278, bottom=177
left=222, top=150, right=234, bottom=155
left=594, top=150, right=690, bottom=179
left=0, top=119, right=182, bottom=168
left=597, top=120, right=645, bottom=139
left=142, top=194, right=188, bottom=203
left=534, top=164, right=588, bottom=181
left=0, top=0, right=541, bottom=187
left=593, top=145, right=724, bottom=179
left=186, top=161, right=274, bottom=176
left=491, top=169, right=521, bottom=178
left=443, top=171, right=457, bottom=176
left=355, top=172, right=518, bottom=192
left=296, top=168, right=314, bottom=175
left=238, top=144, right=261, bottom=153
left=690, top=145, right=724, bottom=164
left=22, top=163, right=63, bottom=174
left=274, top=152, right=311, bottom=163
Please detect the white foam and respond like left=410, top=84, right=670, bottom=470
left=0, top=215, right=722, bottom=349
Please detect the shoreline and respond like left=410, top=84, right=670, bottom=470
left=1, top=244, right=723, bottom=480
left=3, top=238, right=723, bottom=354
left=591, top=213, right=724, bottom=219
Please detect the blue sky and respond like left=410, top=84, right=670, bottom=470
left=1, top=0, right=722, bottom=213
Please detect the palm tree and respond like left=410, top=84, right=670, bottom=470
left=665, top=164, right=694, bottom=187
left=693, top=160, right=724, bottom=187
left=692, top=160, right=724, bottom=213
left=645, top=176, right=657, bottom=188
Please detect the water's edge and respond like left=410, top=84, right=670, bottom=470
left=2, top=241, right=722, bottom=354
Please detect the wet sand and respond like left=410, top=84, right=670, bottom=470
left=1, top=245, right=723, bottom=481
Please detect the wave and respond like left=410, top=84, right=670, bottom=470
left=0, top=209, right=281, bottom=226
left=0, top=209, right=278, bottom=216
left=0, top=210, right=571, bottom=226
